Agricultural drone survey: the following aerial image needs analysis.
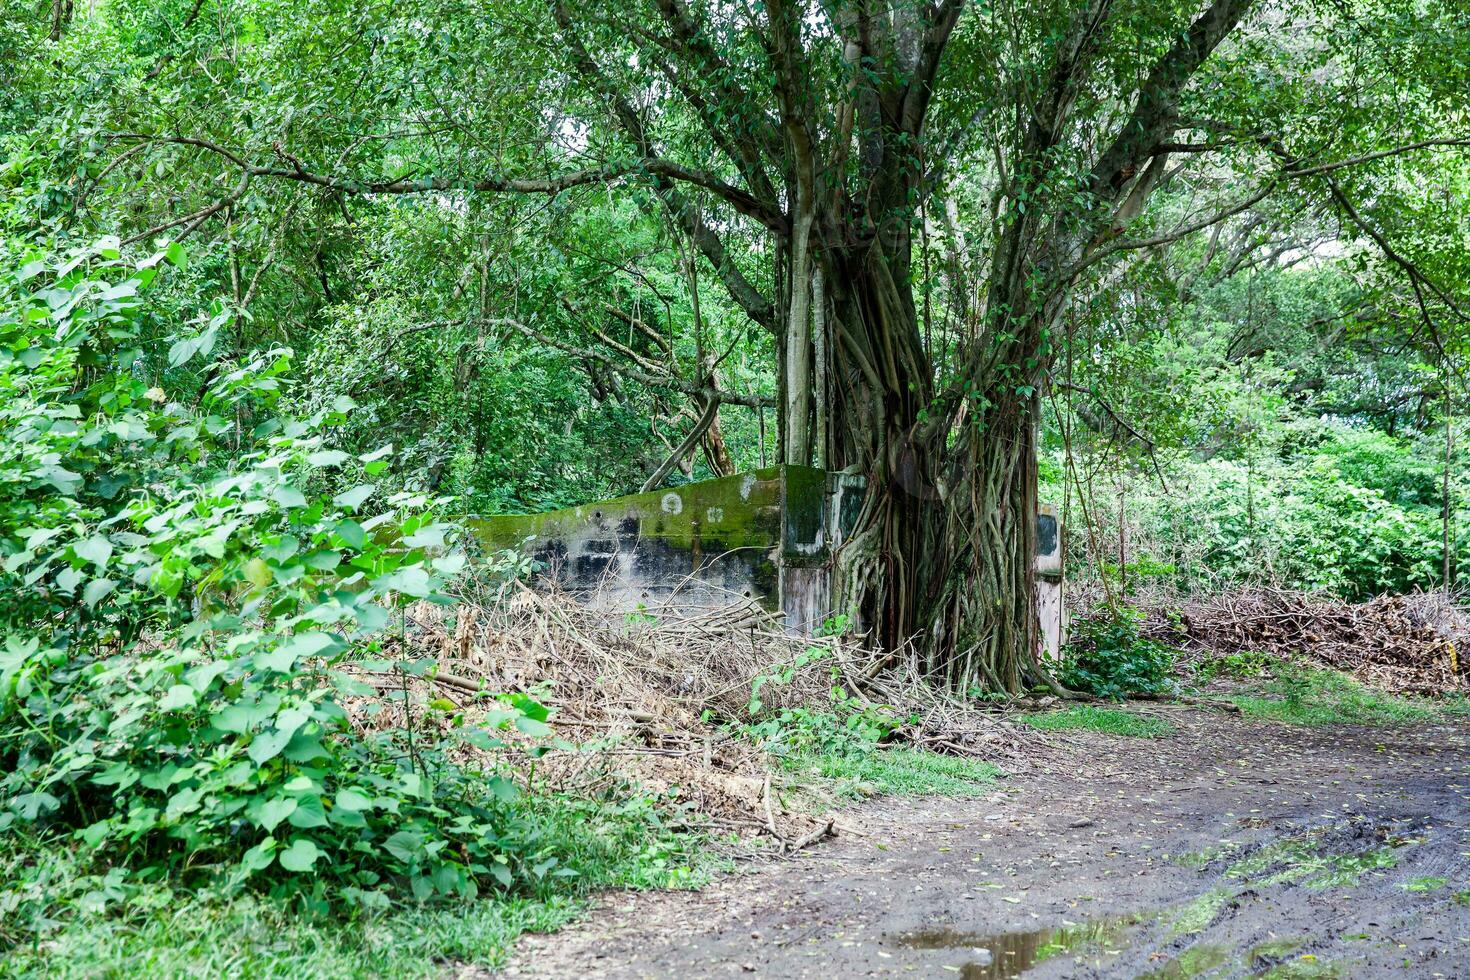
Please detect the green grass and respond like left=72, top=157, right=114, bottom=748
left=0, top=791, right=721, bottom=979
left=1229, top=668, right=1440, bottom=727
left=1400, top=875, right=1449, bottom=893
left=1224, top=834, right=1400, bottom=890
left=797, top=748, right=1001, bottom=798
left=0, top=891, right=580, bottom=979
left=1017, top=705, right=1175, bottom=738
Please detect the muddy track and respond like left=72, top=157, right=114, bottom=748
left=503, top=707, right=1470, bottom=978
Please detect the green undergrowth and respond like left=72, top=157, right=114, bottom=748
left=1017, top=705, right=1176, bottom=738
left=1228, top=667, right=1445, bottom=727
left=0, top=790, right=718, bottom=978
left=736, top=638, right=1002, bottom=801
left=793, top=748, right=1001, bottom=799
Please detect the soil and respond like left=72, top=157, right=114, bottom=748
left=500, top=704, right=1470, bottom=978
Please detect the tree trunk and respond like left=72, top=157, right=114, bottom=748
left=809, top=231, right=1044, bottom=694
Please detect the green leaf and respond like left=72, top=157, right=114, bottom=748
left=372, top=566, right=432, bottom=598
left=158, top=684, right=197, bottom=711
left=56, top=565, right=82, bottom=594
left=403, top=524, right=449, bottom=549
left=278, top=838, right=324, bottom=873
left=515, top=715, right=552, bottom=737
left=247, top=727, right=293, bottom=766
left=74, top=535, right=113, bottom=567
left=308, top=450, right=350, bottom=467
left=384, top=830, right=423, bottom=863
left=359, top=444, right=393, bottom=463
left=335, top=519, right=367, bottom=549
left=83, top=578, right=117, bottom=608
left=334, top=788, right=373, bottom=812
left=272, top=484, right=308, bottom=509
left=256, top=797, right=298, bottom=832
left=333, top=484, right=375, bottom=510
left=240, top=838, right=276, bottom=874
left=287, top=794, right=328, bottom=829
left=253, top=631, right=343, bottom=673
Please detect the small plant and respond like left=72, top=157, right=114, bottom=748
left=742, top=646, right=905, bottom=758
left=1058, top=605, right=1176, bottom=700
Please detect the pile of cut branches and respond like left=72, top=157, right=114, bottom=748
left=346, top=584, right=1050, bottom=846
left=1132, top=587, right=1468, bottom=695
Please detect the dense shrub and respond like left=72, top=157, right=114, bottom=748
left=0, top=237, right=556, bottom=912
left=1058, top=606, right=1176, bottom=700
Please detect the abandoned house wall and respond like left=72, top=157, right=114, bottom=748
left=467, top=466, right=1062, bottom=647
left=469, top=467, right=829, bottom=625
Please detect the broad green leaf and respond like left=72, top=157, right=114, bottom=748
left=247, top=727, right=293, bottom=765
left=333, top=484, right=375, bottom=510
left=82, top=578, right=117, bottom=608
left=335, top=519, right=367, bottom=549
left=158, top=685, right=197, bottom=711
left=240, top=838, right=276, bottom=874
left=278, top=838, right=324, bottom=872
left=334, top=788, right=373, bottom=812
left=372, top=566, right=432, bottom=598
left=256, top=797, right=298, bottom=832
left=74, top=536, right=113, bottom=567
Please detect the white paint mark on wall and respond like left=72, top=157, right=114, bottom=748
left=661, top=493, right=684, bottom=515
left=739, top=475, right=756, bottom=500
left=706, top=507, right=724, bottom=524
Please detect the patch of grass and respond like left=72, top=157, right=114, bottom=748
left=0, top=892, right=580, bottom=979
left=1452, top=890, right=1470, bottom=906
left=1017, top=705, right=1175, bottom=738
left=0, top=790, right=721, bottom=979
left=1440, top=695, right=1470, bottom=719
left=1140, top=941, right=1232, bottom=978
left=799, top=748, right=1001, bottom=798
left=1230, top=668, right=1438, bottom=727
left=1224, top=834, right=1400, bottom=890
left=1400, top=875, right=1449, bottom=893
left=1256, top=954, right=1345, bottom=979
left=1167, top=844, right=1236, bottom=870
left=1167, top=887, right=1234, bottom=935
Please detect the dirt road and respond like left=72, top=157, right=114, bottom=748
left=505, top=706, right=1470, bottom=978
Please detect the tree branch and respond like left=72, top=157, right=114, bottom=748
left=1088, top=0, right=1256, bottom=201
left=110, top=132, right=789, bottom=234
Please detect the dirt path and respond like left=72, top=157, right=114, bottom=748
left=504, top=707, right=1470, bottom=978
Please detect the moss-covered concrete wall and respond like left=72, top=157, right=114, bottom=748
left=467, top=467, right=812, bottom=621
left=466, top=466, right=1061, bottom=642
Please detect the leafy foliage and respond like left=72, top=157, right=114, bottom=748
left=1057, top=606, right=1177, bottom=700
left=741, top=646, right=904, bottom=759
left=0, top=237, right=565, bottom=922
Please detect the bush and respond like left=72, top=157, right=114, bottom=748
left=1059, top=606, right=1176, bottom=700
left=0, top=237, right=558, bottom=918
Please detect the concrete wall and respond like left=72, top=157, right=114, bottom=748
left=468, top=467, right=1062, bottom=648
left=469, top=466, right=845, bottom=626
left=1036, top=502, right=1065, bottom=658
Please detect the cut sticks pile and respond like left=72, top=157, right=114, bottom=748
left=1131, top=587, right=1469, bottom=695
left=345, top=583, right=1052, bottom=846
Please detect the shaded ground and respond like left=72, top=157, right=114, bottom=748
left=501, top=705, right=1470, bottom=978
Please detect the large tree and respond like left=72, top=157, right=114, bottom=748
left=47, top=0, right=1470, bottom=688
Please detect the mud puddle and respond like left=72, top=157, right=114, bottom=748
left=895, top=914, right=1138, bottom=978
